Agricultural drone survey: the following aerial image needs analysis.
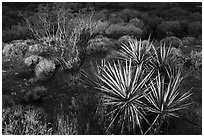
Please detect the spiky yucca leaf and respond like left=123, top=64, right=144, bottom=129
left=151, top=43, right=183, bottom=79
left=95, top=60, right=154, bottom=134
left=144, top=71, right=193, bottom=134
left=114, top=38, right=153, bottom=69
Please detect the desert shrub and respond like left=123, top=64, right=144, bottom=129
left=94, top=9, right=109, bottom=21
left=189, top=50, right=202, bottom=70
left=87, top=35, right=113, bottom=54
left=182, top=37, right=195, bottom=47
left=187, top=21, right=202, bottom=37
left=129, top=18, right=145, bottom=29
left=2, top=105, right=52, bottom=135
left=93, top=21, right=109, bottom=35
left=24, top=55, right=57, bottom=82
left=24, top=3, right=99, bottom=71
left=157, top=21, right=182, bottom=38
left=107, top=15, right=124, bottom=24
left=160, top=36, right=183, bottom=48
left=34, top=59, right=56, bottom=81
left=105, top=24, right=143, bottom=39
left=24, top=55, right=44, bottom=67
left=118, top=9, right=141, bottom=22
left=2, top=41, right=29, bottom=60
left=28, top=43, right=47, bottom=55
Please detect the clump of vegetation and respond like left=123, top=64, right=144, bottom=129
left=93, top=21, right=110, bottom=35
left=160, top=36, right=183, bottom=48
left=105, top=24, right=143, bottom=39
left=129, top=18, right=145, bottom=29
left=87, top=35, right=113, bottom=54
left=34, top=59, right=56, bottom=81
left=3, top=41, right=29, bottom=60
left=28, top=43, right=47, bottom=55
left=2, top=105, right=53, bottom=135
left=118, top=9, right=141, bottom=22
left=189, top=50, right=202, bottom=70
left=24, top=55, right=43, bottom=67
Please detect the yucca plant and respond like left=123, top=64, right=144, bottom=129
left=114, top=38, right=154, bottom=70
left=87, top=59, right=154, bottom=134
left=151, top=43, right=183, bottom=79
left=144, top=71, right=193, bottom=134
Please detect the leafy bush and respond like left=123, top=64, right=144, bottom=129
left=107, top=14, right=124, bottom=24
left=87, top=35, right=113, bottom=54
left=24, top=55, right=43, bottom=67
left=157, top=21, right=182, bottom=38
left=28, top=43, right=47, bottom=55
left=34, top=59, right=56, bottom=81
left=190, top=50, right=202, bottom=70
left=118, top=9, right=141, bottom=22
left=94, top=9, right=109, bottom=21
left=105, top=24, right=143, bottom=39
left=187, top=21, right=202, bottom=37
left=24, top=3, right=99, bottom=72
left=3, top=41, right=29, bottom=60
left=24, top=55, right=57, bottom=82
left=93, top=21, right=109, bottom=35
left=129, top=18, right=145, bottom=29
left=160, top=36, right=183, bottom=48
